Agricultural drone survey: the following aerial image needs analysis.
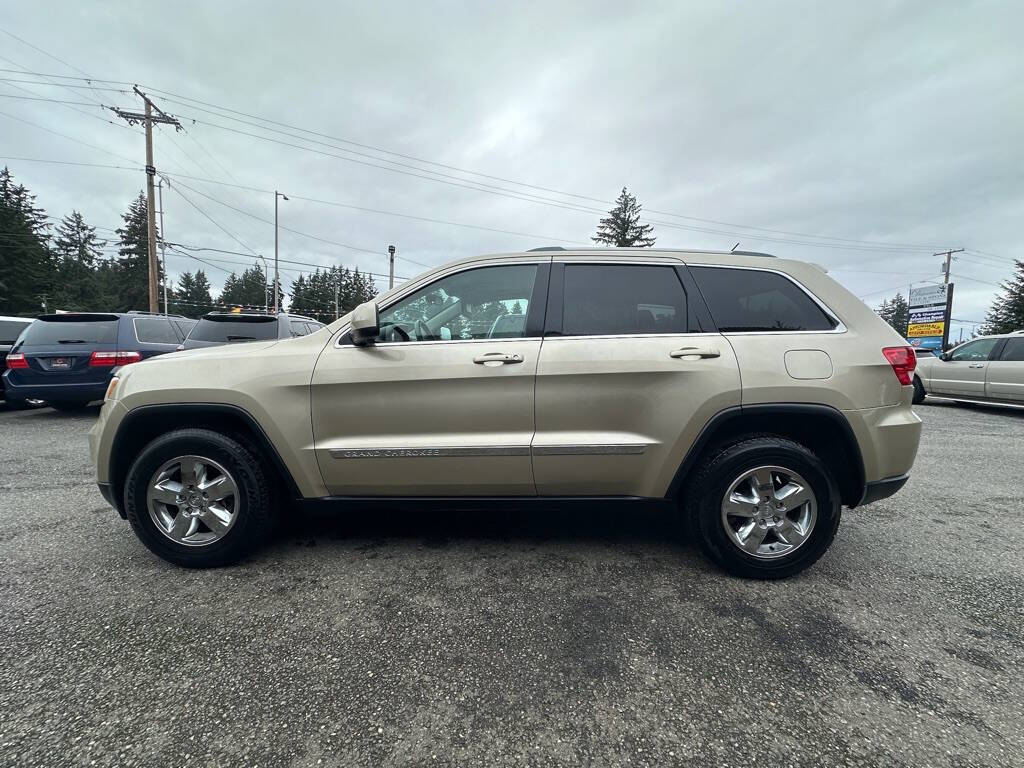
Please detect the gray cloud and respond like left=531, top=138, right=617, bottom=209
left=2, top=0, right=1021, bottom=337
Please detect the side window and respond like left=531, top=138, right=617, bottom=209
left=561, top=264, right=690, bottom=336
left=689, top=267, right=839, bottom=332
left=133, top=317, right=180, bottom=344
left=376, top=264, right=538, bottom=342
left=289, top=319, right=309, bottom=337
left=998, top=338, right=1024, bottom=361
left=171, top=319, right=196, bottom=341
left=950, top=338, right=999, bottom=362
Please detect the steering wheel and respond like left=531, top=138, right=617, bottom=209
left=388, top=323, right=410, bottom=342
left=413, top=319, right=432, bottom=341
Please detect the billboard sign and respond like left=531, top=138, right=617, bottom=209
left=906, top=283, right=951, bottom=350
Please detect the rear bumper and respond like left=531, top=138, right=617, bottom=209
left=859, top=474, right=909, bottom=505
left=2, top=376, right=108, bottom=403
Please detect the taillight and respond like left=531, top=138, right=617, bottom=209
left=882, top=346, right=916, bottom=385
left=89, top=351, right=143, bottom=367
left=5, top=352, right=28, bottom=369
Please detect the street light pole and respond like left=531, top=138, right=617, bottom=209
left=274, top=190, right=288, bottom=313
left=157, top=177, right=168, bottom=315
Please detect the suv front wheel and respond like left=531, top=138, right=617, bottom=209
left=686, top=436, right=842, bottom=579
left=124, top=428, right=275, bottom=567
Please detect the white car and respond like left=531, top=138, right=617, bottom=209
left=913, top=331, right=1024, bottom=406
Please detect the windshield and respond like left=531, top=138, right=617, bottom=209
left=188, top=317, right=279, bottom=343
left=21, top=318, right=119, bottom=345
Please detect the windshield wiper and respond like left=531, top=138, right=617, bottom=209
left=226, top=335, right=257, bottom=341
left=57, top=339, right=88, bottom=344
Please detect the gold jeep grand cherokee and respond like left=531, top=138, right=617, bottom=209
left=90, top=248, right=922, bottom=578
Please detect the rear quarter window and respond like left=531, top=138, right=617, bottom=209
left=689, top=267, right=839, bottom=332
left=133, top=317, right=181, bottom=344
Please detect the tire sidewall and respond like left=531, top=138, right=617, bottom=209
left=124, top=430, right=269, bottom=567
left=694, top=440, right=841, bottom=578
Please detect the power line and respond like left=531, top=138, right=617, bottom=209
left=165, top=178, right=259, bottom=256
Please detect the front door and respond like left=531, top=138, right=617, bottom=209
left=311, top=260, right=548, bottom=496
left=927, top=337, right=1000, bottom=396
left=532, top=261, right=741, bottom=497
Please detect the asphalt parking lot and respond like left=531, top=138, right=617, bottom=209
left=0, top=401, right=1021, bottom=768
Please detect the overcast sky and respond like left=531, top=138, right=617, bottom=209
left=1, top=1, right=1021, bottom=337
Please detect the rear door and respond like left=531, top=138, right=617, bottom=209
left=986, top=337, right=1024, bottom=402
left=926, top=338, right=1001, bottom=396
left=532, top=259, right=740, bottom=497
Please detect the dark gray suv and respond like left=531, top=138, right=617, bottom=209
left=181, top=312, right=325, bottom=350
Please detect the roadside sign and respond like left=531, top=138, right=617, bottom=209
left=906, top=283, right=953, bottom=350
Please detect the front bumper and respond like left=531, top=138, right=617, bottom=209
left=859, top=474, right=909, bottom=505
left=96, top=481, right=125, bottom=518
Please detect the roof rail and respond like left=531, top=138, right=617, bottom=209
left=527, top=246, right=566, bottom=252
left=730, top=250, right=776, bottom=258
left=127, top=310, right=189, bottom=318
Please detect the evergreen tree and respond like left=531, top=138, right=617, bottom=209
left=592, top=187, right=656, bottom=248
left=110, top=193, right=155, bottom=312
left=171, top=269, right=215, bottom=317
left=0, top=167, right=52, bottom=314
left=51, top=211, right=105, bottom=311
left=981, top=260, right=1024, bottom=335
left=219, top=265, right=272, bottom=310
left=876, top=292, right=910, bottom=337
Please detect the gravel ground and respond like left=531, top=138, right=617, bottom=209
left=0, top=399, right=1021, bottom=767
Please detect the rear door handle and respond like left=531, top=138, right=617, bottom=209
left=670, top=346, right=721, bottom=360
left=473, top=352, right=523, bottom=365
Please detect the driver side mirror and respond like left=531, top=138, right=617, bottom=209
left=350, top=300, right=379, bottom=346
left=939, top=351, right=951, bottom=361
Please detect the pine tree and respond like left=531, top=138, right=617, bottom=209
left=219, top=265, right=271, bottom=310
left=110, top=193, right=155, bottom=312
left=171, top=270, right=215, bottom=317
left=592, top=187, right=656, bottom=248
left=51, top=211, right=105, bottom=311
left=981, top=260, right=1024, bottom=335
left=876, top=292, right=910, bottom=337
left=0, top=167, right=53, bottom=314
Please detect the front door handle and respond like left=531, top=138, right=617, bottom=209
left=473, top=352, right=523, bottom=365
left=670, top=346, right=721, bottom=360
left=968, top=363, right=985, bottom=368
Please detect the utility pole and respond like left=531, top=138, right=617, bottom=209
left=258, top=255, right=270, bottom=312
left=111, top=89, right=181, bottom=312
left=274, top=191, right=288, bottom=313
left=935, top=248, right=964, bottom=285
left=334, top=277, right=340, bottom=320
left=157, top=177, right=168, bottom=315
left=388, top=244, right=396, bottom=289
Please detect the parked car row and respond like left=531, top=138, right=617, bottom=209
left=913, top=331, right=1024, bottom=406
left=2, top=311, right=324, bottom=410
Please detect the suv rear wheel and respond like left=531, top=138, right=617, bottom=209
left=124, top=428, right=275, bottom=567
left=685, top=436, right=841, bottom=579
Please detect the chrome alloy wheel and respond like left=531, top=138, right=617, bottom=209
left=720, top=465, right=817, bottom=560
left=147, top=455, right=239, bottom=547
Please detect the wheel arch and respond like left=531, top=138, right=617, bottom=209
left=108, top=403, right=301, bottom=518
left=667, top=403, right=867, bottom=508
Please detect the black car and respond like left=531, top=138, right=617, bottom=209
left=181, top=312, right=325, bottom=350
left=2, top=312, right=196, bottom=411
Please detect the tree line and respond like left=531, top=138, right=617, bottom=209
left=0, top=166, right=376, bottom=320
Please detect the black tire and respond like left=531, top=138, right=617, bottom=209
left=124, top=428, right=276, bottom=567
left=912, top=376, right=926, bottom=404
left=50, top=400, right=92, bottom=412
left=684, top=436, right=842, bottom=579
